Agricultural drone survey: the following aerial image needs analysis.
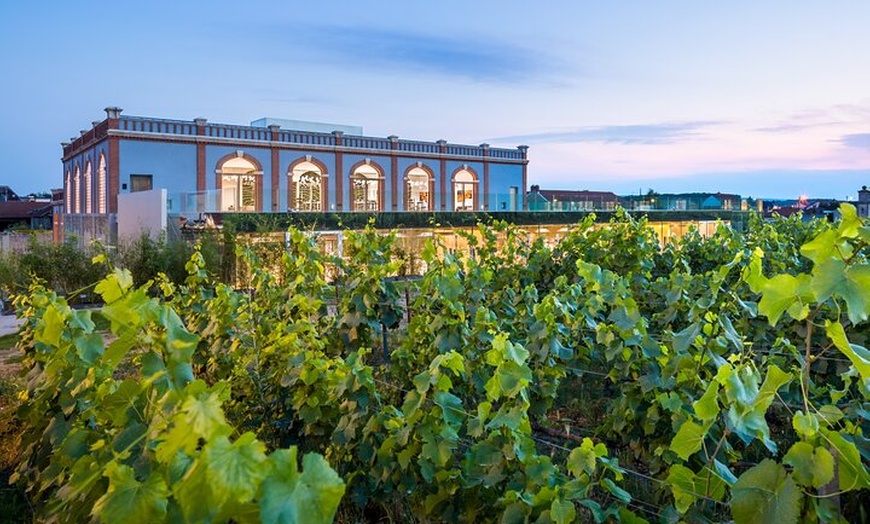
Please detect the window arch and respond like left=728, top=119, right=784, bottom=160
left=452, top=167, right=478, bottom=211
left=97, top=153, right=107, bottom=213
left=84, top=160, right=93, bottom=213
left=64, top=169, right=72, bottom=213
left=405, top=164, right=433, bottom=211
left=73, top=165, right=81, bottom=213
left=216, top=153, right=262, bottom=212
left=350, top=160, right=384, bottom=212
left=288, top=158, right=328, bottom=211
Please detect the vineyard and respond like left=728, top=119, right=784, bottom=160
left=6, top=206, right=870, bottom=523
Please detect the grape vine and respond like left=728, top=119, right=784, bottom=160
left=8, top=206, right=869, bottom=523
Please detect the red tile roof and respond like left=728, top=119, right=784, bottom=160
left=0, top=201, right=51, bottom=219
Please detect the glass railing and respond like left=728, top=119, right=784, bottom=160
left=167, top=190, right=221, bottom=215
left=167, top=191, right=748, bottom=216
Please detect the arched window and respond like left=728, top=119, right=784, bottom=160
left=73, top=166, right=81, bottom=213
left=84, top=160, right=92, bottom=213
left=97, top=153, right=107, bottom=213
left=405, top=166, right=431, bottom=211
left=218, top=156, right=260, bottom=212
left=351, top=162, right=382, bottom=212
left=64, top=169, right=71, bottom=213
left=453, top=168, right=477, bottom=211
left=289, top=160, right=324, bottom=211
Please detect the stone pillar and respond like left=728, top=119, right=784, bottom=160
left=195, top=118, right=207, bottom=194
left=518, top=145, right=529, bottom=210
left=333, top=131, right=344, bottom=211
left=389, top=135, right=399, bottom=211
left=269, top=125, right=281, bottom=211
left=480, top=143, right=490, bottom=211
left=106, top=108, right=123, bottom=213
left=437, top=139, right=447, bottom=211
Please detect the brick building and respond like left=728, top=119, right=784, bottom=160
left=61, top=108, right=528, bottom=241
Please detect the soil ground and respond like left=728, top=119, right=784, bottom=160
left=0, top=316, right=23, bottom=380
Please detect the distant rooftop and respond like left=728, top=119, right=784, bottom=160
left=250, top=118, right=362, bottom=136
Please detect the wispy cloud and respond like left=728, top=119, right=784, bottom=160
left=840, top=133, right=870, bottom=149
left=267, top=24, right=563, bottom=85
left=753, top=121, right=842, bottom=133
left=490, top=121, right=722, bottom=145
left=755, top=103, right=870, bottom=133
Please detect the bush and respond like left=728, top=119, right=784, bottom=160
left=0, top=232, right=228, bottom=305
left=115, top=231, right=226, bottom=287
left=16, top=237, right=103, bottom=303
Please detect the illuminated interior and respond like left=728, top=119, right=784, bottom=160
left=220, top=157, right=258, bottom=212
left=84, top=160, right=92, bottom=213
left=352, top=164, right=380, bottom=211
left=406, top=167, right=429, bottom=211
left=97, top=153, right=107, bottom=213
left=453, top=169, right=475, bottom=211
left=291, top=161, right=322, bottom=211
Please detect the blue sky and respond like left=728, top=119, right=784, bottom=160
left=2, top=1, right=868, bottom=199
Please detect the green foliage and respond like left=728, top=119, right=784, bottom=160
left=731, top=460, right=800, bottom=524
left=15, top=236, right=103, bottom=300
left=7, top=206, right=870, bottom=522
left=0, top=232, right=227, bottom=306
left=11, top=270, right=344, bottom=523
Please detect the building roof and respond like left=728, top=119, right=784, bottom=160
left=701, top=195, right=722, bottom=208
left=250, top=118, right=363, bottom=135
left=0, top=201, right=52, bottom=219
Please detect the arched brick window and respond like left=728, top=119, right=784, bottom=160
left=405, top=164, right=434, bottom=211
left=64, top=169, right=72, bottom=213
left=84, top=160, right=92, bottom=213
left=452, top=167, right=478, bottom=211
left=216, top=152, right=263, bottom=212
left=350, top=160, right=384, bottom=212
left=288, top=157, right=328, bottom=211
left=97, top=153, right=107, bottom=213
left=73, top=165, right=81, bottom=213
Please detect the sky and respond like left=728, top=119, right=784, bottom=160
left=1, top=1, right=868, bottom=200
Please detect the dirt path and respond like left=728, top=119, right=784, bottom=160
left=0, top=316, right=23, bottom=380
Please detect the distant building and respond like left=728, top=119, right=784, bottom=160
left=527, top=185, right=619, bottom=211
left=767, top=198, right=841, bottom=222
left=61, top=107, right=529, bottom=242
left=0, top=186, right=20, bottom=202
left=858, top=186, right=870, bottom=218
left=0, top=199, right=53, bottom=231
left=621, top=192, right=742, bottom=211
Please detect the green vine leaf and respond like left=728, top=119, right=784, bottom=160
left=731, top=460, right=801, bottom=524
left=692, top=381, right=720, bottom=422
left=91, top=463, right=168, bottom=524
left=260, top=448, right=346, bottom=524
left=821, top=429, right=870, bottom=492
left=812, top=260, right=870, bottom=324
left=95, top=268, right=134, bottom=304
left=670, top=420, right=708, bottom=461
left=204, top=433, right=268, bottom=504
left=757, top=273, right=814, bottom=326
left=783, top=442, right=834, bottom=488
left=826, top=320, right=870, bottom=382
left=550, top=498, right=576, bottom=524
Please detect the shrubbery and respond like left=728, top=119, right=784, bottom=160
left=0, top=232, right=226, bottom=306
